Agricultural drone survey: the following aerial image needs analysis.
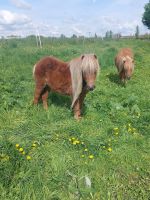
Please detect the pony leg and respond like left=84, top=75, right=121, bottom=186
left=79, top=88, right=87, bottom=114
left=33, top=83, right=45, bottom=105
left=119, top=71, right=125, bottom=82
left=73, top=99, right=81, bottom=120
left=41, top=88, right=49, bottom=110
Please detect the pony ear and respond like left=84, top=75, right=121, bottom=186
left=94, top=54, right=97, bottom=59
left=69, top=58, right=83, bottom=108
left=81, top=55, right=85, bottom=60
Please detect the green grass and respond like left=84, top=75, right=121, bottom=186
left=0, top=37, right=150, bottom=200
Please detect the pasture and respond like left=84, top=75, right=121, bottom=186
left=0, top=37, right=150, bottom=200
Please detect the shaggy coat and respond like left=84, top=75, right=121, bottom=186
left=33, top=54, right=99, bottom=119
left=115, top=48, right=134, bottom=82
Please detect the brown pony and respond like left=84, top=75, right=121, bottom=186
left=115, top=48, right=134, bottom=83
left=33, top=54, right=100, bottom=119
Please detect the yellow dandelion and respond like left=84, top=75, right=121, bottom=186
left=107, top=147, right=112, bottom=152
left=19, top=148, right=23, bottom=152
left=72, top=137, right=75, bottom=140
left=84, top=148, right=88, bottom=152
left=26, top=155, right=31, bottom=160
left=113, top=127, right=119, bottom=131
left=89, top=155, right=94, bottom=159
left=128, top=123, right=131, bottom=127
left=114, top=132, right=119, bottom=135
left=69, top=138, right=72, bottom=142
left=72, top=141, right=77, bottom=145
left=76, top=140, right=80, bottom=144
left=81, top=142, right=84, bottom=145
left=22, top=151, right=25, bottom=155
left=15, top=144, right=19, bottom=148
left=81, top=155, right=85, bottom=158
left=32, top=143, right=37, bottom=147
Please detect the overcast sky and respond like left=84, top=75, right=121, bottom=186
left=0, top=0, right=149, bottom=37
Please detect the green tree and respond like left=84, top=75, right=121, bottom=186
left=142, top=1, right=150, bottom=29
left=109, top=30, right=113, bottom=38
left=135, top=25, right=140, bottom=39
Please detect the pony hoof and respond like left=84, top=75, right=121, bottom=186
left=43, top=106, right=48, bottom=110
left=74, top=116, right=82, bottom=120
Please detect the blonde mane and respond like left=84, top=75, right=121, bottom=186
left=69, top=54, right=100, bottom=108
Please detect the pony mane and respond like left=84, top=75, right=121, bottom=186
left=69, top=54, right=100, bottom=108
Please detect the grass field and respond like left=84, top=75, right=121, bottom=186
left=0, top=37, right=150, bottom=200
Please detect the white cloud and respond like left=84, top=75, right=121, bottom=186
left=10, top=0, right=32, bottom=9
left=0, top=10, right=32, bottom=36
left=0, top=10, right=31, bottom=25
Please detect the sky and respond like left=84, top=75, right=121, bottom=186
left=0, top=0, right=149, bottom=37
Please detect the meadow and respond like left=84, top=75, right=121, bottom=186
left=0, top=37, right=150, bottom=200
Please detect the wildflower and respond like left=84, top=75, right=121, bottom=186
left=69, top=138, right=72, bottom=142
left=15, top=144, right=19, bottom=148
left=22, top=151, right=25, bottom=155
left=84, top=148, right=88, bottom=152
left=75, top=140, right=80, bottom=144
left=32, top=143, right=37, bottom=147
left=114, top=132, right=119, bottom=135
left=26, top=155, right=31, bottom=160
left=128, top=123, right=131, bottom=127
left=73, top=141, right=77, bottom=145
left=107, top=147, right=112, bottom=152
left=72, top=137, right=75, bottom=140
left=19, top=148, right=23, bottom=152
left=81, top=155, right=85, bottom=158
left=113, top=128, right=119, bottom=131
left=81, top=142, right=84, bottom=145
left=89, top=155, right=94, bottom=159
left=102, top=145, right=105, bottom=149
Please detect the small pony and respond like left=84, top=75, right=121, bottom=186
left=33, top=54, right=100, bottom=119
left=115, top=48, right=134, bottom=83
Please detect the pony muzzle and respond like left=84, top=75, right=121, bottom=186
left=87, top=85, right=95, bottom=91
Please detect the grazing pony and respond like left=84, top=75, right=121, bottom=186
left=115, top=48, right=134, bottom=83
left=33, top=54, right=100, bottom=119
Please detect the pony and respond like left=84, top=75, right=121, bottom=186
left=33, top=54, right=100, bottom=119
left=115, top=48, right=134, bottom=83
